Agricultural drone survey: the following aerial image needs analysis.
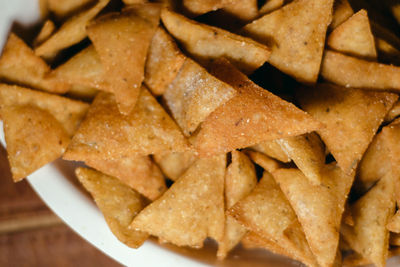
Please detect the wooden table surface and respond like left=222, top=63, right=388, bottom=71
left=0, top=145, right=121, bottom=267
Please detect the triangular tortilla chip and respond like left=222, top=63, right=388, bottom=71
left=35, top=0, right=110, bottom=61
left=245, top=150, right=283, bottom=173
left=297, top=83, right=398, bottom=174
left=321, top=50, right=400, bottom=91
left=144, top=27, right=186, bottom=96
left=153, top=151, right=197, bottom=181
left=242, top=0, right=334, bottom=83
left=65, top=88, right=189, bottom=159
left=385, top=100, right=400, bottom=122
left=163, top=58, right=236, bottom=136
left=182, top=0, right=234, bottom=16
left=130, top=154, right=226, bottom=248
left=0, top=84, right=89, bottom=136
left=276, top=133, right=325, bottom=185
left=33, top=20, right=56, bottom=47
left=228, top=172, right=318, bottom=266
left=194, top=59, right=322, bottom=156
left=2, top=105, right=70, bottom=181
left=87, top=5, right=160, bottom=114
left=259, top=0, right=285, bottom=15
left=341, top=172, right=396, bottom=267
left=273, top=164, right=354, bottom=267
left=388, top=211, right=400, bottom=233
left=75, top=168, right=148, bottom=248
left=0, top=34, right=69, bottom=94
left=47, top=0, right=94, bottom=19
left=161, top=9, right=270, bottom=74
left=250, top=139, right=291, bottom=163
left=327, top=9, right=377, bottom=60
left=330, top=0, right=354, bottom=30
left=217, top=151, right=257, bottom=259
left=222, top=0, right=258, bottom=22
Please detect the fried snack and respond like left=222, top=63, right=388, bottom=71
left=87, top=4, right=160, bottom=114
left=327, top=10, right=377, bottom=60
left=259, top=0, right=285, bottom=15
left=242, top=0, right=334, bottom=83
left=182, top=0, right=234, bottom=16
left=33, top=20, right=56, bottom=47
left=276, top=133, right=325, bottom=185
left=245, top=151, right=283, bottom=173
left=0, top=34, right=69, bottom=94
left=329, top=0, right=353, bottom=30
left=75, top=168, right=149, bottom=248
left=123, top=0, right=147, bottom=4
left=0, top=84, right=89, bottom=136
left=161, top=9, right=270, bottom=74
left=194, top=59, right=321, bottom=156
left=229, top=172, right=318, bottom=267
left=341, top=173, right=396, bottom=267
left=249, top=139, right=291, bottom=163
left=385, top=100, right=400, bottom=122
left=273, top=164, right=354, bottom=267
left=321, top=50, right=400, bottom=91
left=153, top=151, right=197, bottom=181
left=47, top=0, right=95, bottom=19
left=388, top=211, right=400, bottom=233
left=217, top=150, right=257, bottom=259
left=65, top=88, right=189, bottom=159
left=376, top=37, right=400, bottom=66
left=163, top=58, right=236, bottom=136
left=2, top=105, right=70, bottom=181
left=297, top=83, right=398, bottom=174
left=35, top=0, right=110, bottom=61
left=130, top=154, right=226, bottom=248
left=144, top=27, right=185, bottom=96
left=222, top=0, right=258, bottom=22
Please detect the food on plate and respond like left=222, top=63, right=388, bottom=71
left=1, top=0, right=400, bottom=266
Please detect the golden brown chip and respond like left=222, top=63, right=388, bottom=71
left=297, top=83, right=398, bottom=174
left=342, top=252, right=372, bottom=267
left=153, top=151, right=197, bottom=181
left=47, top=0, right=95, bottom=19
left=259, top=0, right=285, bottom=15
left=65, top=88, right=189, bottom=159
left=87, top=5, right=160, bottom=114
left=2, top=105, right=70, bottom=181
left=242, top=0, right=334, bottom=83
left=388, top=211, right=400, bottom=233
left=341, top=172, right=396, bottom=267
left=218, top=151, right=257, bottom=259
left=343, top=202, right=355, bottom=226
left=385, top=100, right=400, bottom=122
left=249, top=139, right=291, bottom=163
left=163, top=58, right=236, bottom=136
left=321, top=50, right=400, bottom=91
left=144, top=27, right=186, bottom=96
left=182, top=0, right=235, bottom=16
left=194, top=59, right=321, bottom=156
left=376, top=37, right=400, bottom=66
left=276, top=133, right=325, bottom=185
left=35, top=0, right=110, bottom=61
left=130, top=154, right=226, bottom=248
left=228, top=172, right=318, bottom=266
left=273, top=164, right=354, bottom=267
left=66, top=84, right=98, bottom=100
left=123, top=0, right=146, bottom=4
left=222, top=0, right=258, bottom=22
left=75, top=168, right=148, bottom=248
left=0, top=34, right=69, bottom=94
left=161, top=9, right=270, bottom=74
left=245, top=150, right=283, bottom=174
left=330, top=0, right=354, bottom=30
left=0, top=84, right=89, bottom=136
left=33, top=20, right=56, bottom=47
left=327, top=9, right=377, bottom=60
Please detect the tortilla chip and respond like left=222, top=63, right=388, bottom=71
left=245, top=150, right=283, bottom=174
left=342, top=252, right=372, bottom=267
left=163, top=58, right=236, bottom=136
left=219, top=151, right=257, bottom=259
left=222, top=0, right=258, bottom=22
left=390, top=232, right=400, bottom=246
left=35, top=0, right=110, bottom=61
left=47, top=0, right=95, bottom=19
left=297, top=83, right=398, bottom=174
left=330, top=0, right=353, bottom=30
left=144, top=27, right=186, bottom=96
left=341, top=172, right=396, bottom=267
left=376, top=37, right=400, bottom=66
left=182, top=0, right=234, bottom=16
left=327, top=10, right=377, bottom=60
left=75, top=168, right=148, bottom=248
left=130, top=154, right=226, bottom=248
left=321, top=50, right=400, bottom=91
left=388, top=211, right=400, bottom=233
left=228, top=172, right=318, bottom=266
left=194, top=59, right=322, bottom=156
left=66, top=84, right=98, bottom=100
left=87, top=5, right=160, bottom=114
left=0, top=34, right=69, bottom=94
left=242, top=0, right=334, bottom=83
left=161, top=9, right=270, bottom=74
left=259, top=0, right=285, bottom=15
left=0, top=84, right=89, bottom=136
left=385, top=100, right=400, bottom=122
left=33, top=20, right=56, bottom=47
left=276, top=133, right=325, bottom=185
left=273, top=164, right=354, bottom=267
left=249, top=139, right=291, bottom=163
left=2, top=105, right=70, bottom=181
left=153, top=151, right=197, bottom=181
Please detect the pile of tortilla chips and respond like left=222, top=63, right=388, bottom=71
left=2, top=0, right=400, bottom=266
